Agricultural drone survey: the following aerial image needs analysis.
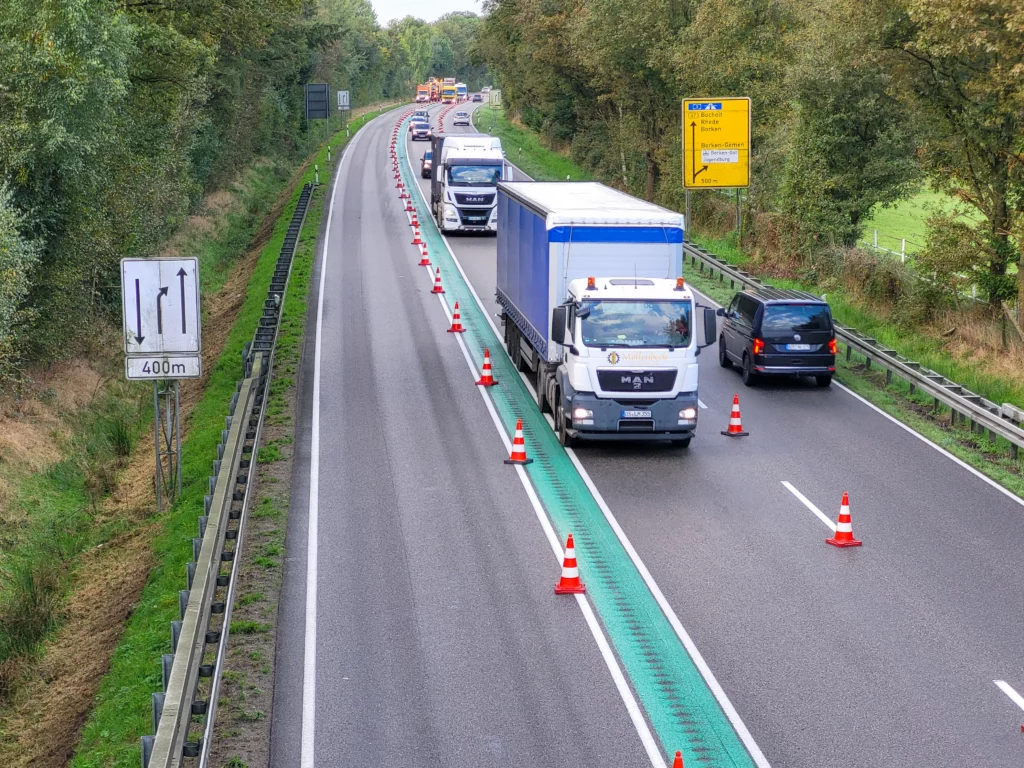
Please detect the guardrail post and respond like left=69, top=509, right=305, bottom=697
left=140, top=736, right=154, bottom=768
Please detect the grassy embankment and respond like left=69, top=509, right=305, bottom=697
left=475, top=107, right=1024, bottom=496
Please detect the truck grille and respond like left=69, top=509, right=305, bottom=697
left=597, top=369, right=677, bottom=392
left=455, top=193, right=495, bottom=206
left=458, top=207, right=491, bottom=225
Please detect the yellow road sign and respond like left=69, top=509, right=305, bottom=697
left=682, top=97, right=750, bottom=189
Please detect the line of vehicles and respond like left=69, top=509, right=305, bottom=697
left=415, top=77, right=470, bottom=104
left=405, top=110, right=838, bottom=447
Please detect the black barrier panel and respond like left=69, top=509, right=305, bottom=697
left=305, top=84, right=330, bottom=120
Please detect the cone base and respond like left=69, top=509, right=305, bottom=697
left=418, top=258, right=431, bottom=266
left=826, top=536, right=862, bottom=547
left=554, top=582, right=586, bottom=595
left=447, top=326, right=466, bottom=333
left=721, top=429, right=749, bottom=437
left=504, top=457, right=533, bottom=465
left=431, top=287, right=445, bottom=294
left=476, top=378, right=498, bottom=387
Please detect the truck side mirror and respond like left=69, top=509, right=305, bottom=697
left=551, top=306, right=567, bottom=345
left=702, top=307, right=717, bottom=347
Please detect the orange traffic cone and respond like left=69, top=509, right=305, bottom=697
left=504, top=418, right=533, bottom=465
left=418, top=245, right=431, bottom=267
left=672, top=751, right=684, bottom=768
left=721, top=394, right=749, bottom=437
left=554, top=533, right=585, bottom=594
left=447, top=302, right=466, bottom=333
left=404, top=199, right=414, bottom=212
left=826, top=492, right=862, bottom=547
left=396, top=178, right=403, bottom=188
left=431, top=268, right=445, bottom=294
left=476, top=348, right=498, bottom=386
left=411, top=227, right=422, bottom=246
left=411, top=212, right=419, bottom=227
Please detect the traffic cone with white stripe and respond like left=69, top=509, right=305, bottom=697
left=476, top=348, right=498, bottom=386
left=504, top=418, right=533, bottom=465
left=418, top=245, right=431, bottom=267
left=431, top=268, right=445, bottom=294
left=826, top=492, right=862, bottom=547
left=721, top=394, right=749, bottom=437
left=447, top=302, right=466, bottom=333
left=554, top=533, right=585, bottom=594
left=672, top=752, right=684, bottom=768
left=411, top=227, right=423, bottom=246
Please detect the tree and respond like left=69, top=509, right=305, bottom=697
left=891, top=0, right=1024, bottom=306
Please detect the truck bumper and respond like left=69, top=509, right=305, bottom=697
left=567, top=391, right=698, bottom=441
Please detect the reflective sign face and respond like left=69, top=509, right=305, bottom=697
left=682, top=97, right=751, bottom=189
left=120, top=257, right=201, bottom=355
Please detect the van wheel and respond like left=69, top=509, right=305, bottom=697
left=718, top=337, right=731, bottom=368
left=742, top=354, right=757, bottom=387
left=816, top=375, right=833, bottom=388
left=556, top=404, right=575, bottom=448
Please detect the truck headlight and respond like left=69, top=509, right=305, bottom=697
left=679, top=408, right=697, bottom=420
left=444, top=204, right=458, bottom=221
left=489, top=207, right=497, bottom=221
left=573, top=407, right=593, bottom=420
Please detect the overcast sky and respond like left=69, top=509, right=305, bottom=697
left=372, top=0, right=483, bottom=24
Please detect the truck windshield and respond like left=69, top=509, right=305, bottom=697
left=447, top=165, right=501, bottom=186
left=580, top=300, right=692, bottom=348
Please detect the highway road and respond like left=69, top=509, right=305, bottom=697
left=398, top=101, right=1024, bottom=766
left=267, top=99, right=1024, bottom=767
left=269, top=107, right=653, bottom=767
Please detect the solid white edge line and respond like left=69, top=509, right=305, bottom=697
left=780, top=481, right=837, bottom=532
left=995, top=680, right=1024, bottom=712
left=405, top=125, right=667, bottom=768
left=564, top=448, right=773, bottom=768
left=302, top=111, right=390, bottom=768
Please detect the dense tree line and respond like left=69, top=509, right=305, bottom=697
left=0, top=0, right=483, bottom=382
left=476, top=0, right=1024, bottom=311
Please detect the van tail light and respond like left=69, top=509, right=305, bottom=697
left=828, top=338, right=837, bottom=355
left=752, top=338, right=764, bottom=355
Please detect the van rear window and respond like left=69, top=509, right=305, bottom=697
left=762, top=304, right=831, bottom=333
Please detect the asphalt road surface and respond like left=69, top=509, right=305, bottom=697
left=386, top=100, right=1024, bottom=767
left=269, top=107, right=652, bottom=767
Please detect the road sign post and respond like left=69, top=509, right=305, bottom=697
left=122, top=257, right=202, bottom=511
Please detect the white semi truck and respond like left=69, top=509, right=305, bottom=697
left=429, top=134, right=506, bottom=234
left=496, top=181, right=717, bottom=446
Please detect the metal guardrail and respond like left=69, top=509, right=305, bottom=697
left=683, top=242, right=1024, bottom=460
left=141, top=182, right=314, bottom=767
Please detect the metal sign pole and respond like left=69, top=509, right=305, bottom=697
left=153, top=382, right=162, bottom=513
left=175, top=381, right=182, bottom=497
left=736, top=189, right=742, bottom=244
left=685, top=191, right=692, bottom=243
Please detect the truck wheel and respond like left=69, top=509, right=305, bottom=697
left=742, top=354, right=757, bottom=387
left=718, top=337, right=731, bottom=368
left=556, top=404, right=575, bottom=448
left=536, top=368, right=549, bottom=414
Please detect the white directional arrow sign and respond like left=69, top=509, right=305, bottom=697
left=121, top=257, right=201, bottom=379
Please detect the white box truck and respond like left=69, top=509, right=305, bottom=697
left=496, top=181, right=717, bottom=446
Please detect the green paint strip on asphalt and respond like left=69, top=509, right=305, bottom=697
left=396, top=120, right=757, bottom=767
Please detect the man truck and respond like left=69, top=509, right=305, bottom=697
left=430, top=135, right=505, bottom=234
left=496, top=181, right=717, bottom=446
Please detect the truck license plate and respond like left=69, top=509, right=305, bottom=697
left=786, top=344, right=811, bottom=351
left=622, top=410, right=652, bottom=418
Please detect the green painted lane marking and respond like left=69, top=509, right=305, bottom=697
left=396, top=123, right=760, bottom=767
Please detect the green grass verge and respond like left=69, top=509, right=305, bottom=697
left=68, top=105, right=398, bottom=767
left=483, top=109, right=1024, bottom=494
left=473, top=107, right=591, bottom=182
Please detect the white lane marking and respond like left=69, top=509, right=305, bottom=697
left=565, top=449, right=772, bottom=768
left=780, top=481, right=837, bottom=532
left=995, top=680, right=1024, bottom=712
left=699, top=399, right=708, bottom=410
left=302, top=112, right=385, bottom=768
left=404, top=131, right=666, bottom=768
left=402, top=141, right=749, bottom=768
left=688, top=284, right=1024, bottom=510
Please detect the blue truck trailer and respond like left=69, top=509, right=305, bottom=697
left=496, top=181, right=717, bottom=446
